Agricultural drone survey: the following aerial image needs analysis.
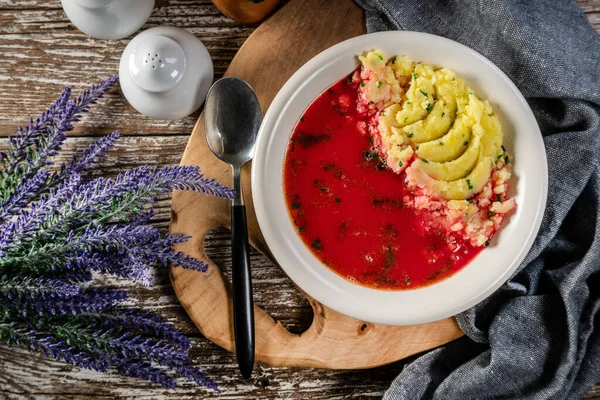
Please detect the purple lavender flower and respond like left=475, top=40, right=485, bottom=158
left=0, top=77, right=223, bottom=390
left=3, top=288, right=128, bottom=317
left=49, top=131, right=121, bottom=188
left=0, top=169, right=49, bottom=223
left=91, top=309, right=191, bottom=348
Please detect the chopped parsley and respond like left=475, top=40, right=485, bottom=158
left=335, top=198, right=341, bottom=204
left=501, top=145, right=506, bottom=152
left=442, top=112, right=445, bottom=117
left=451, top=77, right=456, bottom=81
left=413, top=73, right=419, bottom=79
left=464, top=141, right=469, bottom=146
left=378, top=54, right=384, bottom=60
left=467, top=199, right=473, bottom=204
left=291, top=201, right=301, bottom=209
left=421, top=158, right=429, bottom=163
left=405, top=277, right=411, bottom=284
left=378, top=81, right=383, bottom=88
left=419, top=89, right=428, bottom=97
left=398, top=160, right=403, bottom=167
left=406, top=101, right=412, bottom=105
left=497, top=154, right=503, bottom=159
left=466, top=179, right=473, bottom=190
left=391, top=56, right=397, bottom=64
left=426, top=103, right=433, bottom=112
left=505, top=156, right=510, bottom=165
left=485, top=240, right=490, bottom=247
left=360, top=81, right=365, bottom=87
left=320, top=187, right=328, bottom=192
left=311, top=239, right=323, bottom=250
left=497, top=194, right=503, bottom=202
left=300, top=116, right=305, bottom=122
left=489, top=211, right=497, bottom=218
left=381, top=112, right=386, bottom=116
left=439, top=141, right=444, bottom=146
left=404, top=117, right=408, bottom=123
left=370, top=100, right=374, bottom=104
left=468, top=92, right=473, bottom=95
left=407, top=132, right=414, bottom=138
left=298, top=226, right=306, bottom=233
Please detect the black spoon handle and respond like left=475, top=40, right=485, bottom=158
left=231, top=204, right=255, bottom=378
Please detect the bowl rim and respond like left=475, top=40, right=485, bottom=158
left=251, top=31, right=548, bottom=325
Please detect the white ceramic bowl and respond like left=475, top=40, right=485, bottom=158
left=252, top=32, right=548, bottom=326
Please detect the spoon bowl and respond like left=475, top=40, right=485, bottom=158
left=205, top=77, right=262, bottom=171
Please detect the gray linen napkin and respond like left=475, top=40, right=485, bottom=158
left=352, top=0, right=600, bottom=399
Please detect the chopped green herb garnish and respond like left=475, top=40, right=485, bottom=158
left=468, top=92, right=473, bottom=95
left=426, top=103, right=433, bottom=111
left=466, top=179, right=473, bottom=190
left=485, top=240, right=490, bottom=247
left=405, top=277, right=411, bottom=284
left=497, top=154, right=503, bottom=159
left=378, top=81, right=383, bottom=88
left=406, top=101, right=412, bottom=105
left=464, top=141, right=469, bottom=146
left=320, top=187, right=328, bottom=192
left=378, top=54, right=384, bottom=60
left=381, top=112, right=386, bottom=116
left=413, top=73, right=418, bottom=79
left=451, top=77, right=456, bottom=81
left=505, top=156, right=510, bottom=165
left=391, top=56, right=397, bottom=64
left=496, top=194, right=503, bottom=202
left=421, top=158, right=429, bottom=163
left=442, top=112, right=445, bottom=117
left=369, top=136, right=374, bottom=143
left=300, top=117, right=305, bottom=122
left=407, top=132, right=414, bottom=138
left=360, top=81, right=365, bottom=87
left=501, top=145, right=506, bottom=152
left=404, top=117, right=408, bottom=123
left=398, top=160, right=403, bottom=167
left=467, top=199, right=473, bottom=204
left=489, top=211, right=497, bottom=218
left=311, top=239, right=323, bottom=250
left=335, top=198, right=341, bottom=204
left=419, top=89, right=428, bottom=97
left=370, top=100, right=374, bottom=104
left=291, top=201, right=300, bottom=209
left=298, top=226, right=306, bottom=233
left=439, top=141, right=444, bottom=145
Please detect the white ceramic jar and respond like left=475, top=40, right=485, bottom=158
left=61, top=0, right=155, bottom=40
left=119, top=26, right=214, bottom=120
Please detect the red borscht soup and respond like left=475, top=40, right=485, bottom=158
left=283, top=74, right=482, bottom=290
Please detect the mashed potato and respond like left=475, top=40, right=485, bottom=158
left=356, top=51, right=516, bottom=247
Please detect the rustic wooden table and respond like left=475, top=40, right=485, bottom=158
left=0, top=1, right=598, bottom=399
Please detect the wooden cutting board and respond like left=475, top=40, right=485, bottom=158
left=169, top=0, right=463, bottom=369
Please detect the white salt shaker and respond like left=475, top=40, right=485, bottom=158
left=61, top=0, right=155, bottom=40
left=119, top=26, right=214, bottom=120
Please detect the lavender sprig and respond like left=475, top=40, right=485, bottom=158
left=0, top=78, right=227, bottom=390
left=0, top=169, right=49, bottom=224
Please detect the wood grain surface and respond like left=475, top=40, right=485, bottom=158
left=0, top=0, right=598, bottom=399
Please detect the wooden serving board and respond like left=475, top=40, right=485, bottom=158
left=169, top=0, right=463, bottom=369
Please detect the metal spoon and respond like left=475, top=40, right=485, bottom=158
left=204, top=77, right=262, bottom=379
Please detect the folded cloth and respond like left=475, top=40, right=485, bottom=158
left=352, top=0, right=600, bottom=399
